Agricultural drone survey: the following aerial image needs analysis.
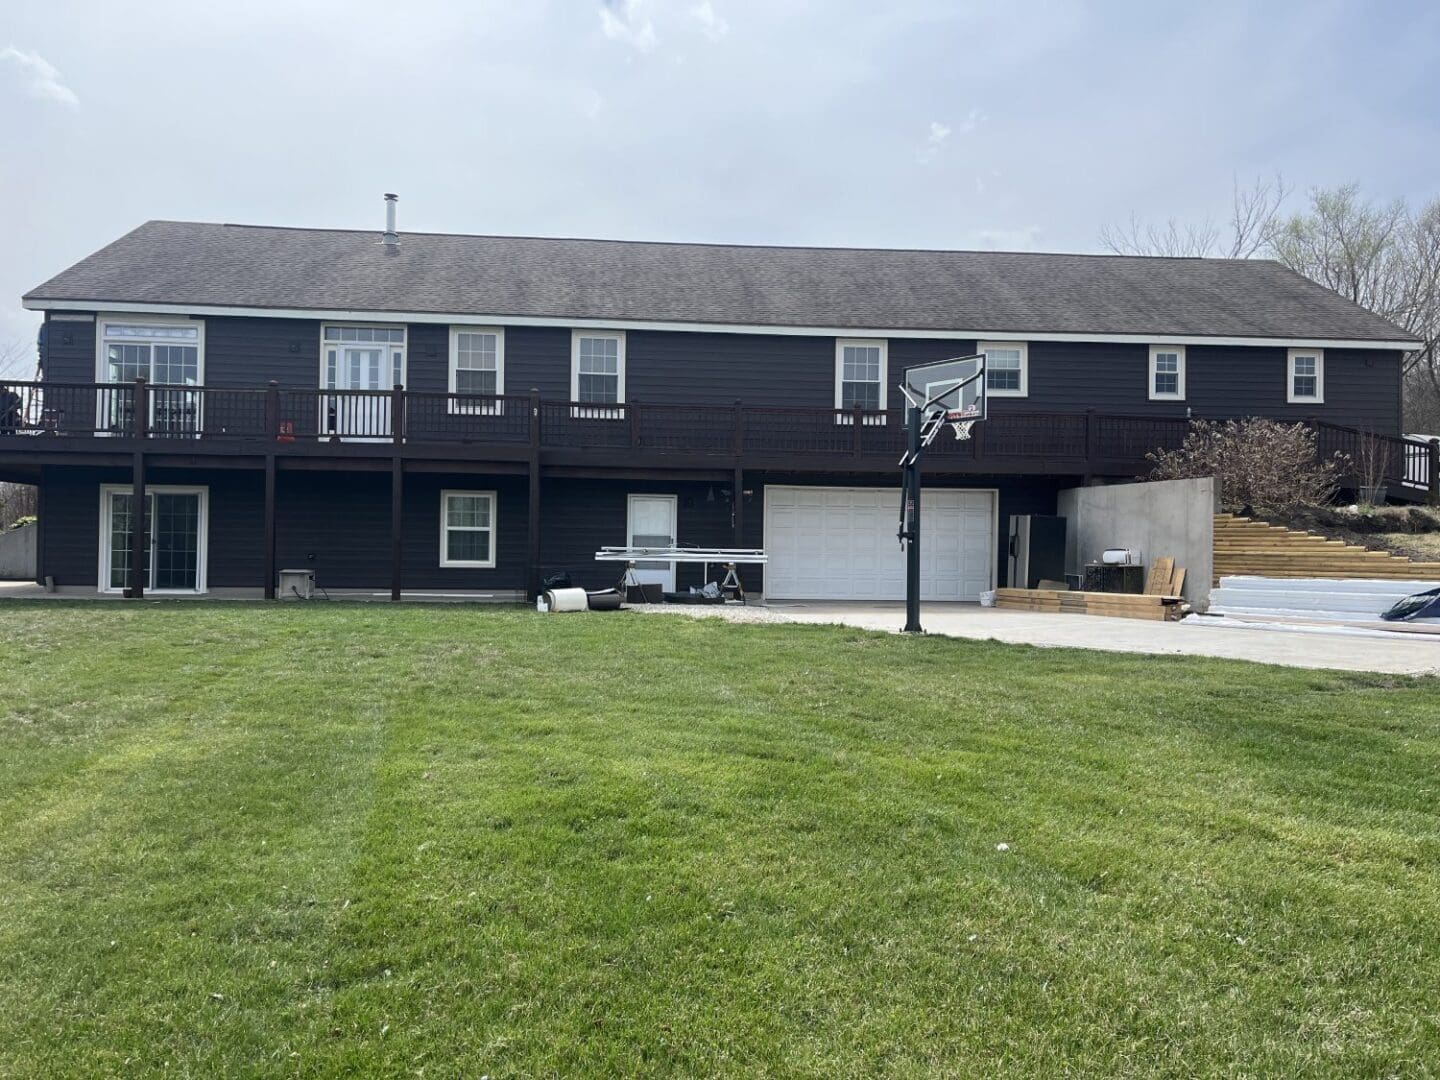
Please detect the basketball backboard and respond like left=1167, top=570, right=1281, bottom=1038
left=900, top=353, right=986, bottom=420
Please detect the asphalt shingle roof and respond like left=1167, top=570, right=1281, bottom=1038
left=22, top=220, right=1417, bottom=343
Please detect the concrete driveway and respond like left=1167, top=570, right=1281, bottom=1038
left=640, top=600, right=1440, bottom=676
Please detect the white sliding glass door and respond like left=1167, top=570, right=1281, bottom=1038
left=100, top=486, right=208, bottom=593
left=322, top=325, right=405, bottom=439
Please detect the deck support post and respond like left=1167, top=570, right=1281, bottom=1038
left=528, top=388, right=543, bottom=600
left=263, top=452, right=277, bottom=600
left=732, top=465, right=744, bottom=547
left=390, top=457, right=403, bottom=602
left=129, top=450, right=146, bottom=600
left=128, top=377, right=148, bottom=600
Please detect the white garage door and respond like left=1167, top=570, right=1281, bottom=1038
left=764, top=486, right=995, bottom=601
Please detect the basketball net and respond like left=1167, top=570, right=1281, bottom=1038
left=949, top=418, right=975, bottom=441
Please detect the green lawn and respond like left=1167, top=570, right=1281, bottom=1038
left=2, top=604, right=1439, bottom=1077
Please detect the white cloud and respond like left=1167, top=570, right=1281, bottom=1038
left=957, top=107, right=985, bottom=135
left=690, top=1, right=730, bottom=41
left=917, top=120, right=951, bottom=164
left=0, top=46, right=79, bottom=108
left=599, top=0, right=658, bottom=54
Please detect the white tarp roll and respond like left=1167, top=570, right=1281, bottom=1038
left=544, top=587, right=590, bottom=612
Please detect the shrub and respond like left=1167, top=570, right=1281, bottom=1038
left=1147, top=418, right=1341, bottom=515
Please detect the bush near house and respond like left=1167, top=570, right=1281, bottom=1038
left=1147, top=418, right=1341, bottom=516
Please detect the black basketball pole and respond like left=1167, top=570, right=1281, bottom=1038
left=902, top=403, right=923, bottom=633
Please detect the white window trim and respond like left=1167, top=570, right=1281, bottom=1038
left=97, top=484, right=209, bottom=595
left=570, top=330, right=626, bottom=419
left=979, top=341, right=1028, bottom=398
left=318, top=322, right=408, bottom=390
left=1287, top=348, right=1325, bottom=404
left=1148, top=344, right=1186, bottom=401
left=94, top=313, right=207, bottom=384
left=833, top=338, right=888, bottom=424
left=448, top=326, right=505, bottom=415
left=439, top=489, right=498, bottom=568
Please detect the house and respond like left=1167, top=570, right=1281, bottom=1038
left=0, top=197, right=1423, bottom=601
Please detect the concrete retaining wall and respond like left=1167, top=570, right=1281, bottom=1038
left=0, top=524, right=36, bottom=580
left=1057, top=478, right=1218, bottom=609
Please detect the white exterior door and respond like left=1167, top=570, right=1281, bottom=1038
left=627, top=494, right=677, bottom=591
left=764, top=486, right=994, bottom=601
left=324, top=345, right=391, bottom=438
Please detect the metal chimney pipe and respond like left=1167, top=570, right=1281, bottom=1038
left=382, top=193, right=399, bottom=247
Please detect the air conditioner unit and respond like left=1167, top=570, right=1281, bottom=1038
left=278, top=568, right=315, bottom=600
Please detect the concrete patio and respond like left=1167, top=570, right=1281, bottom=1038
left=638, top=599, right=1440, bottom=676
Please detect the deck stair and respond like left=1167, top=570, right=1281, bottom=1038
left=1213, top=513, right=1440, bottom=582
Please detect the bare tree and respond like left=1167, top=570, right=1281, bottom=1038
left=1269, top=186, right=1440, bottom=428
left=1100, top=174, right=1288, bottom=258
left=0, top=338, right=33, bottom=380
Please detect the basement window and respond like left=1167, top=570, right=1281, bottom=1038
left=440, top=490, right=497, bottom=568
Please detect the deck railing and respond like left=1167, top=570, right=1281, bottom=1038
left=2, top=379, right=1437, bottom=495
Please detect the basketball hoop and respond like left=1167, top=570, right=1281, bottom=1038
left=949, top=418, right=975, bottom=441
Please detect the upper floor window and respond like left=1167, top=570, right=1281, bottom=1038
left=449, top=327, right=505, bottom=414
left=979, top=341, right=1027, bottom=397
left=835, top=339, right=887, bottom=416
left=1149, top=345, right=1186, bottom=400
left=322, top=325, right=405, bottom=391
left=1288, top=348, right=1324, bottom=403
left=98, top=317, right=204, bottom=435
left=571, top=331, right=625, bottom=418
left=99, top=318, right=203, bottom=386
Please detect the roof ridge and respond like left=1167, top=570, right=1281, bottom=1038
left=143, top=219, right=1267, bottom=263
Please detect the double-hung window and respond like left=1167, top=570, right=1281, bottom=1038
left=834, top=339, right=887, bottom=423
left=1288, top=349, right=1324, bottom=403
left=979, top=341, right=1027, bottom=397
left=449, top=327, right=505, bottom=414
left=571, top=331, right=625, bottom=418
left=440, top=490, right=497, bottom=568
left=98, top=317, right=204, bottom=435
left=1149, top=345, right=1186, bottom=400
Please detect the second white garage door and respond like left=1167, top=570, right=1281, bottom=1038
left=763, top=486, right=995, bottom=601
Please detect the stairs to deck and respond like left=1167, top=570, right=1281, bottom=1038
left=1213, top=513, right=1440, bottom=582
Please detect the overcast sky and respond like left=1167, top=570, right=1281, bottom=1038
left=3, top=0, right=1438, bottom=365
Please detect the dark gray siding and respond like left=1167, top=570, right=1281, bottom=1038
left=41, top=315, right=96, bottom=382
left=205, top=316, right=322, bottom=388
left=43, top=313, right=1404, bottom=434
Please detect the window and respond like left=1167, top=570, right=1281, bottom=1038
left=97, top=317, right=205, bottom=435
left=449, top=327, right=505, bottom=414
left=1149, top=345, right=1186, bottom=400
left=571, top=331, right=625, bottom=418
left=440, top=490, right=497, bottom=568
left=1288, top=348, right=1324, bottom=403
left=834, top=339, right=887, bottom=421
left=98, top=484, right=208, bottom=594
left=979, top=342, right=1027, bottom=397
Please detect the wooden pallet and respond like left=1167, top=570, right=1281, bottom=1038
left=1213, top=514, right=1440, bottom=582
left=995, top=588, right=1188, bottom=621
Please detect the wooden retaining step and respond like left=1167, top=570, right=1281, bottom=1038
left=1212, top=514, right=1440, bottom=583
left=994, top=588, right=1188, bottom=622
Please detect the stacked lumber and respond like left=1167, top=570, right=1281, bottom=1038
left=994, top=588, right=1188, bottom=621
left=1213, top=513, right=1440, bottom=582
